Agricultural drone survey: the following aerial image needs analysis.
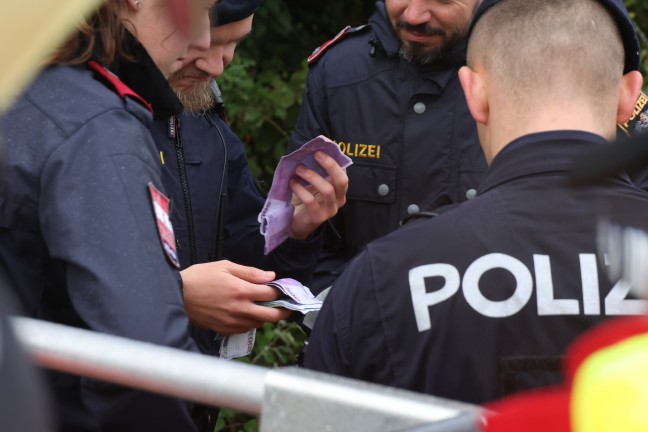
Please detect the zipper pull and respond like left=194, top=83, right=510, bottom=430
left=168, top=116, right=177, bottom=139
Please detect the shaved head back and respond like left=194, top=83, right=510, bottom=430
left=468, top=0, right=625, bottom=111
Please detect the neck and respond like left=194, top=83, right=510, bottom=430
left=482, top=102, right=617, bottom=164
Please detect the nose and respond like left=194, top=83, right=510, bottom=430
left=402, top=0, right=433, bottom=26
left=195, top=47, right=225, bottom=78
left=190, top=13, right=212, bottom=52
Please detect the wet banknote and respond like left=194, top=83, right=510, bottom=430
left=258, top=278, right=323, bottom=314
left=258, top=135, right=353, bottom=254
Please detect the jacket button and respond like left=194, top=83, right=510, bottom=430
left=378, top=184, right=390, bottom=196
left=466, top=189, right=477, bottom=200
left=413, top=102, right=426, bottom=114
left=407, top=204, right=420, bottom=215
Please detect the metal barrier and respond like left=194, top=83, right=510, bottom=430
left=11, top=317, right=482, bottom=432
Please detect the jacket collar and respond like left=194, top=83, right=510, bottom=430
left=478, top=131, right=633, bottom=194
left=107, top=31, right=184, bottom=120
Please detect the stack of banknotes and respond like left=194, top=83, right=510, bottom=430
left=259, top=278, right=322, bottom=314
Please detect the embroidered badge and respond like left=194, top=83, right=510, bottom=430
left=148, top=183, right=180, bottom=268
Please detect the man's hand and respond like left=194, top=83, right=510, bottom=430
left=181, top=260, right=291, bottom=335
left=289, top=151, right=349, bottom=240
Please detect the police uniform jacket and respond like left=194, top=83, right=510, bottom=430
left=304, top=131, right=648, bottom=404
left=287, top=1, right=486, bottom=290
left=152, top=109, right=323, bottom=282
left=0, top=38, right=200, bottom=431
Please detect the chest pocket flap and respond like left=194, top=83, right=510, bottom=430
left=347, top=162, right=397, bottom=204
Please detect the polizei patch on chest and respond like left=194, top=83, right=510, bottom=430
left=337, top=141, right=381, bottom=159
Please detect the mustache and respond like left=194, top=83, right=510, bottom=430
left=169, top=65, right=211, bottom=82
left=396, top=20, right=445, bottom=37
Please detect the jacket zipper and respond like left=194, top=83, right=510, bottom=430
left=173, top=116, right=199, bottom=265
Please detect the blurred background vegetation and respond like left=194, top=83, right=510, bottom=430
left=221, top=0, right=648, bottom=186
left=216, top=1, right=648, bottom=430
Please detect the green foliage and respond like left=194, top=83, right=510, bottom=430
left=626, top=0, right=648, bottom=87
left=215, top=321, right=307, bottom=432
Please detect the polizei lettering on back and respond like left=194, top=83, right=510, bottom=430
left=409, top=253, right=648, bottom=332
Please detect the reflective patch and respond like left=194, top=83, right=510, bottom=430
left=619, top=90, right=648, bottom=136
left=148, top=183, right=179, bottom=269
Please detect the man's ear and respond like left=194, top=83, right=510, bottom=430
left=459, top=65, right=489, bottom=125
left=617, top=71, right=644, bottom=124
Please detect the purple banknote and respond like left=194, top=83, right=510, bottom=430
left=258, top=135, right=353, bottom=254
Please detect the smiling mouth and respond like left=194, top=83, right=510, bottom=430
left=403, top=29, right=443, bottom=43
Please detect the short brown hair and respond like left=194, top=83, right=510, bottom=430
left=49, top=0, right=133, bottom=66
left=468, top=0, right=624, bottom=110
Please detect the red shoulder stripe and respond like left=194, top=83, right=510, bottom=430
left=308, top=26, right=351, bottom=65
left=87, top=61, right=153, bottom=114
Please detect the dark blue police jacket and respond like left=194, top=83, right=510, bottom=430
left=152, top=109, right=322, bottom=281
left=304, top=131, right=648, bottom=404
left=0, top=44, right=200, bottom=431
left=287, top=1, right=486, bottom=291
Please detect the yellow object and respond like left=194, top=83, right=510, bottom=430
left=572, top=333, right=648, bottom=432
left=0, top=0, right=103, bottom=115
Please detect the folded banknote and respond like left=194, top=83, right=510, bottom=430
left=258, top=135, right=353, bottom=254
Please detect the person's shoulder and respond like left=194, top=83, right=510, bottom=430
left=307, top=24, right=373, bottom=67
left=22, top=64, right=151, bottom=137
left=367, top=197, right=496, bottom=258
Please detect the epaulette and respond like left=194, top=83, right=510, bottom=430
left=307, top=24, right=371, bottom=66
left=87, top=61, right=153, bottom=114
left=618, top=90, right=648, bottom=136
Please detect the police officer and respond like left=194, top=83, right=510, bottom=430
left=304, top=0, right=648, bottom=405
left=0, top=1, right=214, bottom=430
left=153, top=0, right=349, bottom=341
left=288, top=0, right=648, bottom=295
left=287, top=0, right=486, bottom=293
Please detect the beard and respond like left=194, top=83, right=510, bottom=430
left=396, top=20, right=467, bottom=66
left=168, top=65, right=215, bottom=113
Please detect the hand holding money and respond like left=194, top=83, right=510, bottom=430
left=259, top=136, right=352, bottom=254
left=181, top=260, right=291, bottom=335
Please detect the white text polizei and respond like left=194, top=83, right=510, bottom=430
left=409, top=253, right=648, bottom=333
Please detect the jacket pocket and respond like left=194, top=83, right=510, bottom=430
left=347, top=162, right=397, bottom=204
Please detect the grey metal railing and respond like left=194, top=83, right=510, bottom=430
left=11, top=317, right=481, bottom=432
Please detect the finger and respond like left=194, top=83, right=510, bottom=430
left=225, top=261, right=276, bottom=283
left=314, top=152, right=348, bottom=205
left=294, top=165, right=335, bottom=203
left=248, top=284, right=286, bottom=303
left=247, top=304, right=292, bottom=323
left=290, top=178, right=320, bottom=209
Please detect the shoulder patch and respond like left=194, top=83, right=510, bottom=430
left=619, top=90, right=648, bottom=136
left=307, top=24, right=371, bottom=66
left=87, top=61, right=153, bottom=114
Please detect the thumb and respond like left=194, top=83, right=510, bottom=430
left=227, top=262, right=275, bottom=283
